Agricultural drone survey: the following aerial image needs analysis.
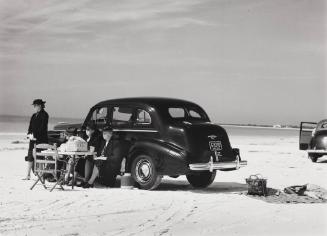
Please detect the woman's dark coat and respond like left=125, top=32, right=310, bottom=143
left=87, top=130, right=103, bottom=156
left=28, top=109, right=49, bottom=144
left=26, top=109, right=49, bottom=162
left=98, top=138, right=130, bottom=187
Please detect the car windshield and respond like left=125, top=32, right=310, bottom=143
left=168, top=106, right=208, bottom=121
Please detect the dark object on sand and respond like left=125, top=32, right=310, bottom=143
left=246, top=174, right=267, bottom=196
left=246, top=187, right=327, bottom=204
left=284, top=184, right=327, bottom=201
left=299, top=119, right=327, bottom=162
left=284, top=185, right=307, bottom=195
left=47, top=97, right=247, bottom=190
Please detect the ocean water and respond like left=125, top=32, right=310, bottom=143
left=0, top=116, right=83, bottom=133
left=0, top=115, right=299, bottom=141
left=223, top=125, right=299, bottom=138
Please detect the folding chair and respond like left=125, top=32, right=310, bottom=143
left=30, top=143, right=67, bottom=192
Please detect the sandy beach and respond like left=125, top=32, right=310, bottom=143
left=0, top=127, right=326, bottom=236
left=1, top=0, right=326, bottom=235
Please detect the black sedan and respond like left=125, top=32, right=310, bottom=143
left=49, top=97, right=247, bottom=189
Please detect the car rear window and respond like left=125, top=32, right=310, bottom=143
left=189, top=109, right=201, bottom=118
left=168, top=107, right=207, bottom=120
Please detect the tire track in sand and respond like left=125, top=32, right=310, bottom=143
left=124, top=195, right=197, bottom=236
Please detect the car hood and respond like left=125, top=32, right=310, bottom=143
left=53, top=122, right=83, bottom=131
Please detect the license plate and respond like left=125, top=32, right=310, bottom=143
left=209, top=141, right=222, bottom=151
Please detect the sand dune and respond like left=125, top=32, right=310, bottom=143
left=0, top=131, right=326, bottom=236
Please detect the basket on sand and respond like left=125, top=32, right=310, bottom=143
left=246, top=174, right=267, bottom=196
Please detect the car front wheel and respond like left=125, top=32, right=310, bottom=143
left=186, top=171, right=216, bottom=188
left=131, top=154, right=162, bottom=190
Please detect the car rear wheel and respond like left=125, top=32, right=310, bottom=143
left=131, top=154, right=162, bottom=190
left=186, top=171, right=216, bottom=188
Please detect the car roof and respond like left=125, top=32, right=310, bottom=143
left=94, top=97, right=200, bottom=108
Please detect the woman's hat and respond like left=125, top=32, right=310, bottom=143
left=103, top=125, right=113, bottom=132
left=32, top=99, right=46, bottom=105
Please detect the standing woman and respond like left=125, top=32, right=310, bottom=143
left=23, top=99, right=49, bottom=180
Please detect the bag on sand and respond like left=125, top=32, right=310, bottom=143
left=246, top=174, right=267, bottom=196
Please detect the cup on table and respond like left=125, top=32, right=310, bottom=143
left=89, top=146, right=95, bottom=153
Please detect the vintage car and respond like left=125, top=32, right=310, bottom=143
left=48, top=97, right=247, bottom=190
left=299, top=119, right=327, bottom=162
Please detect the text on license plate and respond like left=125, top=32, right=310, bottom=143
left=209, top=141, right=222, bottom=151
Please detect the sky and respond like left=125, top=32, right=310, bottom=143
left=0, top=0, right=326, bottom=125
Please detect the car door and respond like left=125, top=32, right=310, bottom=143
left=299, top=122, right=317, bottom=150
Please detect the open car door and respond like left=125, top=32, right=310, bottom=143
left=299, top=122, right=317, bottom=150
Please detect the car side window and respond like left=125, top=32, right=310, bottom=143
left=168, top=107, right=185, bottom=118
left=189, top=109, right=201, bottom=118
left=135, top=109, right=151, bottom=124
left=112, top=106, right=133, bottom=126
left=90, top=107, right=108, bottom=125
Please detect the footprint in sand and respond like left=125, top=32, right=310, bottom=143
left=158, top=228, right=170, bottom=235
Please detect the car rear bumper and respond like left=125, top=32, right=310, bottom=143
left=306, top=149, right=327, bottom=154
left=189, top=156, right=247, bottom=172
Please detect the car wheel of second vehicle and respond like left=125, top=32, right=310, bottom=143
left=186, top=171, right=216, bottom=188
left=308, top=153, right=319, bottom=162
left=131, top=154, right=162, bottom=190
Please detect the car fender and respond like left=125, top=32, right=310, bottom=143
left=311, top=131, right=327, bottom=150
left=126, top=139, right=189, bottom=175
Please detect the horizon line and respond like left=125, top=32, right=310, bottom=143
left=0, top=114, right=82, bottom=120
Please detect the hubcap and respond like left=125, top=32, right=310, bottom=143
left=135, top=159, right=152, bottom=183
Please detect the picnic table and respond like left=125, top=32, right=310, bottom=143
left=40, top=150, right=97, bottom=189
